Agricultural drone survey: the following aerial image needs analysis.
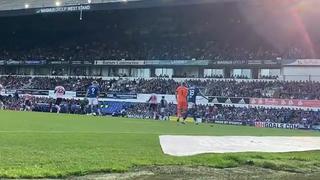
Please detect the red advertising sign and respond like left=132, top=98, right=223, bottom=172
left=250, top=98, right=320, bottom=108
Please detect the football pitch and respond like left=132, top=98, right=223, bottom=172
left=1, top=111, right=320, bottom=179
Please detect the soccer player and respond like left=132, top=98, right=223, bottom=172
left=159, top=96, right=168, bottom=121
left=0, top=84, right=4, bottom=110
left=147, top=93, right=158, bottom=119
left=175, top=82, right=188, bottom=122
left=183, top=84, right=208, bottom=124
left=51, top=85, right=65, bottom=113
left=87, top=81, right=100, bottom=115
left=23, top=94, right=33, bottom=111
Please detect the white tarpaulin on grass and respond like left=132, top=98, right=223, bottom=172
left=159, top=135, right=320, bottom=156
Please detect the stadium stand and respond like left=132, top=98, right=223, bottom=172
left=100, top=101, right=132, bottom=115
left=4, top=93, right=318, bottom=127
left=2, top=1, right=320, bottom=178
left=0, top=0, right=320, bottom=128
left=1, top=76, right=320, bottom=100
left=0, top=2, right=318, bottom=61
left=126, top=103, right=320, bottom=126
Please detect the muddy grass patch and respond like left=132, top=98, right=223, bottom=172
left=71, top=166, right=320, bottom=180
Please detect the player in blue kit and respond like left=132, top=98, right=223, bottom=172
left=182, top=85, right=208, bottom=124
left=86, top=81, right=101, bottom=116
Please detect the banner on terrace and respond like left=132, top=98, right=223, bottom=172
left=49, top=91, right=76, bottom=99
left=75, top=91, right=137, bottom=99
left=36, top=5, right=91, bottom=14
left=95, top=60, right=145, bottom=66
left=210, top=60, right=280, bottom=65
left=144, top=60, right=209, bottom=66
left=6, top=60, right=21, bottom=65
left=208, top=97, right=250, bottom=104
left=250, top=98, right=320, bottom=108
left=106, top=92, right=138, bottom=99
left=283, top=59, right=320, bottom=66
left=16, top=89, right=49, bottom=96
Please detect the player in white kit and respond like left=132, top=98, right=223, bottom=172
left=147, top=93, right=158, bottom=119
left=52, top=86, right=65, bottom=113
left=22, top=94, right=33, bottom=111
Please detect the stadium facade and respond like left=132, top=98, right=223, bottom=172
left=0, top=0, right=320, bottom=81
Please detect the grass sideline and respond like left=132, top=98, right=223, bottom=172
left=0, top=111, right=320, bottom=178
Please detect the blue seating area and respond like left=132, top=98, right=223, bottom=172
left=99, top=101, right=133, bottom=115
left=33, top=103, right=81, bottom=113
left=32, top=101, right=134, bottom=115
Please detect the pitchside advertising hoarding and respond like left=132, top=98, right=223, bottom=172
left=214, top=120, right=244, bottom=126
left=216, top=120, right=312, bottom=130
left=250, top=98, right=320, bottom=108
left=255, top=122, right=299, bottom=129
left=206, top=120, right=314, bottom=130
left=2, top=89, right=320, bottom=131
left=312, top=125, right=320, bottom=130
left=105, top=93, right=137, bottom=99
left=15, top=89, right=49, bottom=96
left=75, top=91, right=137, bottom=99
left=49, top=90, right=76, bottom=98
left=24, top=60, right=47, bottom=65
left=208, top=96, right=250, bottom=104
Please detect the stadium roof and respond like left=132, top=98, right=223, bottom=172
left=0, top=0, right=140, bottom=11
left=0, top=0, right=238, bottom=11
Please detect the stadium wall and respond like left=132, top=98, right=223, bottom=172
left=282, top=66, right=320, bottom=81
left=4, top=59, right=320, bottom=80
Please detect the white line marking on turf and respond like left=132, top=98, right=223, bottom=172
left=0, top=130, right=157, bottom=134
left=0, top=131, right=199, bottom=135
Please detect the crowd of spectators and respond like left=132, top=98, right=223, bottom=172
left=126, top=103, right=155, bottom=119
left=1, top=2, right=320, bottom=61
left=0, top=39, right=316, bottom=62
left=210, top=106, right=320, bottom=125
left=1, top=94, right=320, bottom=126
left=126, top=103, right=320, bottom=126
left=2, top=95, right=88, bottom=114
left=0, top=76, right=30, bottom=90
left=2, top=76, right=320, bottom=100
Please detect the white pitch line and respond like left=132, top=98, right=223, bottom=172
left=0, top=130, right=156, bottom=134
left=0, top=130, right=197, bottom=135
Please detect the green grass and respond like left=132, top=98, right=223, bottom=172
left=0, top=111, right=320, bottom=178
